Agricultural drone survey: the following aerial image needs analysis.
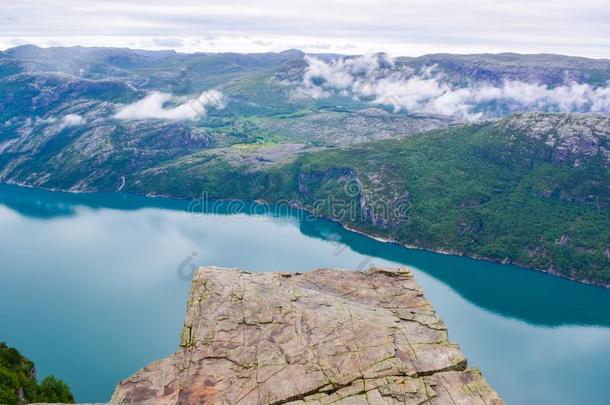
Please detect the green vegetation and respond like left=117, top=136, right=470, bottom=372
left=0, top=342, right=74, bottom=404
left=128, top=119, right=610, bottom=286
left=290, top=124, right=610, bottom=284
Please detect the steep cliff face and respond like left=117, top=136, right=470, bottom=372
left=112, top=266, right=502, bottom=405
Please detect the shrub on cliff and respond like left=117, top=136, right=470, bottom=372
left=0, top=342, right=74, bottom=404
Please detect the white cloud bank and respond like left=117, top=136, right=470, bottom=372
left=114, top=90, right=226, bottom=121
left=299, top=55, right=610, bottom=120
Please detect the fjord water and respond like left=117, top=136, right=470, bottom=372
left=1, top=184, right=610, bottom=404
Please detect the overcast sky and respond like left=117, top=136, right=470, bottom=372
left=1, top=0, right=609, bottom=58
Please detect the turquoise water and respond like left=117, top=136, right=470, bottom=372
left=1, top=183, right=609, bottom=404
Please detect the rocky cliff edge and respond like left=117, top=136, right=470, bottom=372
left=111, top=266, right=502, bottom=404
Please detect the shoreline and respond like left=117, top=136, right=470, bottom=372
left=2, top=179, right=609, bottom=290
left=340, top=222, right=610, bottom=290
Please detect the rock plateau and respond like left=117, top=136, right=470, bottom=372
left=112, top=266, right=502, bottom=405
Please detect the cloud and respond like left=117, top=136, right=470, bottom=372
left=61, top=114, right=85, bottom=128
left=299, top=55, right=610, bottom=120
left=252, top=39, right=273, bottom=47
left=0, top=1, right=609, bottom=57
left=29, top=114, right=85, bottom=130
left=151, top=37, right=184, bottom=48
left=62, top=114, right=85, bottom=127
left=114, top=90, right=226, bottom=121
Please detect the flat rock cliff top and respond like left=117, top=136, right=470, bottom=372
left=112, top=266, right=502, bottom=404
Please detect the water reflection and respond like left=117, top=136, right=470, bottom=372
left=2, top=183, right=608, bottom=328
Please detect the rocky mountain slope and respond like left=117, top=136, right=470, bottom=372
left=112, top=266, right=502, bottom=405
left=291, top=113, right=610, bottom=286
left=399, top=53, right=610, bottom=86
left=1, top=46, right=610, bottom=286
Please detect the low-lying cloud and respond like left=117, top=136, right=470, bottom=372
left=114, top=90, right=226, bottom=121
left=27, top=113, right=86, bottom=129
left=60, top=114, right=85, bottom=128
left=298, top=54, right=610, bottom=120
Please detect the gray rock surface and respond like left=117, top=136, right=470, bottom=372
left=112, top=266, right=502, bottom=404
left=498, top=112, right=610, bottom=165
left=256, top=109, right=455, bottom=146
